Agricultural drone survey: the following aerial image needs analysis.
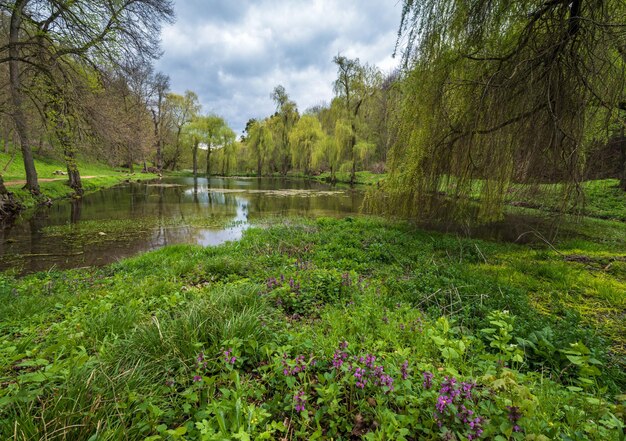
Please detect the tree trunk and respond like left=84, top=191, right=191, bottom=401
left=171, top=129, right=182, bottom=170
left=157, top=138, right=164, bottom=170
left=9, top=0, right=40, bottom=195
left=193, top=141, right=198, bottom=177
left=61, top=143, right=83, bottom=195
left=619, top=127, right=626, bottom=191
left=0, top=126, right=7, bottom=154
left=205, top=143, right=211, bottom=176
left=350, top=127, right=357, bottom=185
left=152, top=110, right=163, bottom=170
left=257, top=158, right=262, bottom=177
left=53, top=101, right=84, bottom=196
left=0, top=175, right=21, bottom=219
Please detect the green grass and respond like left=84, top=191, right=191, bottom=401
left=0, top=217, right=624, bottom=439
left=505, top=179, right=626, bottom=221
left=0, top=150, right=126, bottom=181
left=1, top=150, right=157, bottom=208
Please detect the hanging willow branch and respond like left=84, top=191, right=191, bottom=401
left=370, top=0, right=626, bottom=222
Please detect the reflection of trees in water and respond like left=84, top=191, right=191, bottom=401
left=0, top=179, right=362, bottom=273
left=246, top=193, right=363, bottom=216
left=70, top=199, right=82, bottom=224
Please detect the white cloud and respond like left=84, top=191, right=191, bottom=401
left=156, top=0, right=403, bottom=134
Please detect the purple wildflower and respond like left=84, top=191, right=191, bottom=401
left=293, top=390, right=306, bottom=412
left=193, top=375, right=202, bottom=382
left=282, top=354, right=309, bottom=376
left=401, top=360, right=409, bottom=380
left=460, top=381, right=475, bottom=400
left=506, top=406, right=523, bottom=432
left=354, top=367, right=366, bottom=388
left=422, top=371, right=434, bottom=389
left=380, top=374, right=394, bottom=392
left=436, top=394, right=452, bottom=412
left=223, top=349, right=236, bottom=365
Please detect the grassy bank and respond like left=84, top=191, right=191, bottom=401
left=1, top=217, right=624, bottom=440
left=1, top=151, right=157, bottom=209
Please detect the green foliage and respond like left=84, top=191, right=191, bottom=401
left=246, top=121, right=274, bottom=176
left=289, top=115, right=323, bottom=175
left=0, top=217, right=624, bottom=439
left=378, top=0, right=626, bottom=222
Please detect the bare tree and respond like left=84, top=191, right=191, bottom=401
left=0, top=0, right=174, bottom=194
left=150, top=72, right=170, bottom=171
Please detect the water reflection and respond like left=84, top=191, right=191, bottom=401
left=0, top=177, right=363, bottom=273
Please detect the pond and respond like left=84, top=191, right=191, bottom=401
left=2, top=177, right=619, bottom=275
left=0, top=177, right=364, bottom=273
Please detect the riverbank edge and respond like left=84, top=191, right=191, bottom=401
left=165, top=170, right=385, bottom=187
left=5, top=172, right=159, bottom=211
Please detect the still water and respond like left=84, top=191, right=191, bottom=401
left=0, top=177, right=364, bottom=273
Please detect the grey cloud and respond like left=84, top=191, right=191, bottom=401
left=155, top=0, right=402, bottom=134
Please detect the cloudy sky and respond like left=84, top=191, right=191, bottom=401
left=155, top=0, right=403, bottom=135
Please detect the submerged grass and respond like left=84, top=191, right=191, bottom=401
left=0, top=217, right=624, bottom=439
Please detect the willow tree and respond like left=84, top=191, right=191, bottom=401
left=201, top=115, right=227, bottom=176
left=289, top=115, right=323, bottom=175
left=371, top=0, right=626, bottom=221
left=247, top=120, right=274, bottom=176
left=217, top=126, right=237, bottom=175
left=270, top=85, right=299, bottom=175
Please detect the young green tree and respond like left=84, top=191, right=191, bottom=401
left=332, top=56, right=381, bottom=184
left=183, top=118, right=203, bottom=177
left=289, top=115, right=323, bottom=175
left=165, top=91, right=201, bottom=170
left=182, top=114, right=232, bottom=176
left=202, top=115, right=227, bottom=176
left=247, top=120, right=274, bottom=176
left=270, top=85, right=299, bottom=175
left=217, top=126, right=237, bottom=175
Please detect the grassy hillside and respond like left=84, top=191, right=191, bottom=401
left=1, top=151, right=156, bottom=208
